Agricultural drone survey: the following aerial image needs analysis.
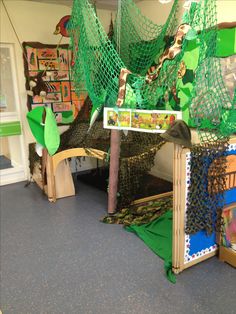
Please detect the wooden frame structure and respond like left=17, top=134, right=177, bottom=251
left=172, top=145, right=218, bottom=273
left=172, top=137, right=236, bottom=273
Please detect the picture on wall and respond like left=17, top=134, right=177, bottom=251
left=23, top=42, right=86, bottom=124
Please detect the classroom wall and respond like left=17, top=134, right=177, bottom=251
left=137, top=0, right=236, bottom=24
left=137, top=0, right=175, bottom=25
left=1, top=0, right=235, bottom=182
left=0, top=0, right=114, bottom=178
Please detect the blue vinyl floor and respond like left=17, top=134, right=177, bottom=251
left=1, top=180, right=235, bottom=314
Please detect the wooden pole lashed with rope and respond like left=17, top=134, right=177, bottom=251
left=108, top=129, right=121, bottom=214
left=107, top=0, right=122, bottom=214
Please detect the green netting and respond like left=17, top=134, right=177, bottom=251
left=68, top=0, right=235, bottom=233
left=69, top=0, right=180, bottom=116
left=69, top=0, right=235, bottom=139
left=113, top=0, right=178, bottom=75
left=69, top=0, right=124, bottom=117
left=187, top=0, right=235, bottom=141
left=57, top=97, right=165, bottom=209
left=182, top=0, right=235, bottom=233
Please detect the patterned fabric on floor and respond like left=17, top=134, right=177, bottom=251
left=101, top=195, right=173, bottom=226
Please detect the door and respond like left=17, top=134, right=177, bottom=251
left=0, top=43, right=27, bottom=185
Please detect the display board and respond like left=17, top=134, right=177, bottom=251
left=104, top=108, right=182, bottom=133
left=23, top=42, right=86, bottom=124
left=172, top=138, right=236, bottom=273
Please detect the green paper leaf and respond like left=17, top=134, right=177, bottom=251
left=44, top=107, right=60, bottom=156
left=182, top=69, right=194, bottom=85
left=182, top=44, right=200, bottom=69
left=27, top=107, right=60, bottom=155
left=124, top=83, right=137, bottom=109
left=27, top=107, right=46, bottom=148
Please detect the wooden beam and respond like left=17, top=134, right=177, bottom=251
left=52, top=148, right=107, bottom=173
left=108, top=130, right=121, bottom=214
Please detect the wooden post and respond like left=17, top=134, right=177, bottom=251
left=46, top=152, right=57, bottom=202
left=41, top=148, right=48, bottom=187
left=108, top=129, right=121, bottom=214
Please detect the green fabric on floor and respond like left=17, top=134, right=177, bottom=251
left=125, top=210, right=176, bottom=283
left=101, top=195, right=173, bottom=226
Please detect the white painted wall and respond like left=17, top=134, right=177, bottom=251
left=137, top=0, right=176, bottom=24
left=217, top=0, right=236, bottom=23
left=137, top=0, right=236, bottom=24
left=150, top=142, right=174, bottom=182
left=0, top=0, right=114, bottom=177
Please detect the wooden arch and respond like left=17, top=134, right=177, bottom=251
left=46, top=148, right=107, bottom=202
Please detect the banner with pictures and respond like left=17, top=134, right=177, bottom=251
left=103, top=108, right=182, bottom=133
left=23, top=42, right=86, bottom=124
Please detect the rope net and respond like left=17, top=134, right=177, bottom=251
left=67, top=0, right=235, bottom=231
left=113, top=0, right=178, bottom=75
left=69, top=0, right=235, bottom=138
left=69, top=0, right=124, bottom=115
left=69, top=0, right=180, bottom=114
left=187, top=0, right=235, bottom=141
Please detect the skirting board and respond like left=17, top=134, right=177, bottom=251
left=0, top=166, right=26, bottom=186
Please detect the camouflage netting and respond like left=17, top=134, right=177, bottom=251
left=101, top=194, right=173, bottom=226
left=185, top=141, right=228, bottom=235
left=29, top=97, right=165, bottom=208
left=60, top=98, right=164, bottom=209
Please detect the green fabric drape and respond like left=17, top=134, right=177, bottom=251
left=125, top=210, right=176, bottom=283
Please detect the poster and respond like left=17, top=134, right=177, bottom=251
left=103, top=108, right=182, bottom=133
left=23, top=42, right=86, bottom=125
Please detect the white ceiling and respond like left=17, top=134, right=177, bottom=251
left=22, top=0, right=141, bottom=10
